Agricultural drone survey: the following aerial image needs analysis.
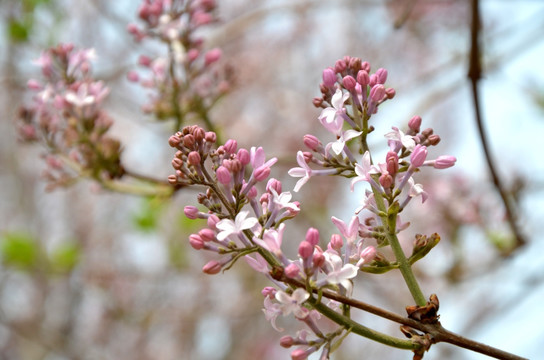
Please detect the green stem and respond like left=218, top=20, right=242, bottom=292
left=307, top=296, right=418, bottom=350
left=383, top=212, right=427, bottom=306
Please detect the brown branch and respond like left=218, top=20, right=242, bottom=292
left=468, top=0, right=526, bottom=252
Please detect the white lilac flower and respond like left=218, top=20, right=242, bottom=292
left=215, top=211, right=258, bottom=241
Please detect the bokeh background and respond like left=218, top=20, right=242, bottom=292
left=1, top=0, right=544, bottom=359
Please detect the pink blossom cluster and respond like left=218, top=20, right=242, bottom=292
left=18, top=43, right=123, bottom=190
left=175, top=57, right=458, bottom=359
left=127, top=0, right=232, bottom=124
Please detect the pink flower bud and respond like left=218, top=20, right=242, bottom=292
left=369, top=84, right=385, bottom=103
left=330, top=234, right=343, bottom=251
left=207, top=214, right=220, bottom=230
left=202, top=260, right=222, bottom=274
left=410, top=144, right=428, bottom=168
left=204, top=48, right=222, bottom=66
left=266, top=178, right=282, bottom=194
left=385, top=87, right=396, bottom=99
left=27, top=79, right=42, bottom=90
left=291, top=348, right=308, bottom=360
left=305, top=228, right=319, bottom=246
left=237, top=148, right=250, bottom=165
left=216, top=166, right=231, bottom=184
left=262, top=286, right=276, bottom=298
left=298, top=241, right=314, bottom=259
left=286, top=201, right=300, bottom=217
left=138, top=55, right=152, bottom=67
left=386, top=151, right=399, bottom=176
left=280, top=335, right=295, bottom=348
left=204, top=131, right=216, bottom=143
left=361, top=61, right=371, bottom=72
left=313, top=251, right=325, bottom=268
left=322, top=67, right=336, bottom=88
left=198, top=228, right=215, bottom=242
left=168, top=134, right=181, bottom=147
left=223, top=139, right=237, bottom=154
left=356, top=70, right=370, bottom=86
left=187, top=48, right=199, bottom=62
left=167, top=174, right=178, bottom=185
left=375, top=68, right=388, bottom=84
left=245, top=184, right=258, bottom=199
left=303, top=134, right=321, bottom=151
left=334, top=59, right=347, bottom=73
left=284, top=263, right=300, bottom=278
left=408, top=116, right=422, bottom=133
left=253, top=165, right=270, bottom=182
left=342, top=75, right=356, bottom=91
left=360, top=246, right=377, bottom=264
left=189, top=234, right=205, bottom=250
left=434, top=155, right=456, bottom=169
left=379, top=173, right=393, bottom=189
left=184, top=205, right=199, bottom=219
left=126, top=71, right=139, bottom=82
left=187, top=151, right=201, bottom=166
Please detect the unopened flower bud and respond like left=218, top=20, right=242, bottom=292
left=202, top=260, right=222, bottom=274
left=375, top=68, right=388, bottom=84
left=428, top=134, right=441, bottom=146
left=223, top=139, right=237, bottom=154
left=183, top=134, right=195, bottom=148
left=216, top=166, right=231, bottom=184
left=421, top=128, right=433, bottom=138
left=198, top=228, right=215, bottom=242
left=298, top=241, right=314, bottom=259
left=266, top=178, right=282, bottom=194
left=291, top=348, right=309, bottom=360
left=322, top=68, right=336, bottom=88
left=385, top=87, right=396, bottom=99
left=205, top=131, right=216, bottom=143
left=410, top=144, right=428, bottom=168
left=356, top=70, right=370, bottom=86
left=237, top=148, right=250, bottom=165
left=386, top=151, right=399, bottom=176
left=313, top=251, right=325, bottom=268
left=284, top=263, right=300, bottom=278
left=187, top=48, right=199, bottom=62
left=361, top=61, right=371, bottom=72
left=280, top=335, right=295, bottom=348
left=187, top=151, right=201, bottom=166
left=168, top=134, right=182, bottom=147
left=433, top=155, right=456, bottom=169
left=408, top=116, right=422, bottom=133
left=184, top=205, right=199, bottom=219
left=379, top=173, right=393, bottom=189
left=360, top=246, right=377, bottom=264
left=262, top=286, right=276, bottom=298
left=254, top=165, right=270, bottom=182
left=305, top=228, right=319, bottom=246
left=334, top=59, right=347, bottom=73
left=189, top=234, right=205, bottom=250
left=207, top=214, right=220, bottom=230
left=369, top=84, right=385, bottom=103
left=168, top=174, right=178, bottom=185
left=342, top=75, right=356, bottom=91
left=330, top=234, right=343, bottom=251
left=204, top=48, right=222, bottom=66
left=313, top=97, right=324, bottom=107
left=303, top=134, right=321, bottom=151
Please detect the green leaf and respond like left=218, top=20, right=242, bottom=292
left=8, top=19, right=31, bottom=42
left=49, top=243, right=80, bottom=273
left=1, top=232, right=38, bottom=270
left=132, top=198, right=168, bottom=232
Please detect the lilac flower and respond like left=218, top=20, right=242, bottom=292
left=318, top=88, right=349, bottom=125
left=319, top=253, right=358, bottom=292
left=328, top=129, right=363, bottom=156
left=407, top=177, right=428, bottom=203
left=263, top=296, right=284, bottom=331
left=288, top=151, right=313, bottom=192
left=253, top=224, right=285, bottom=256
left=385, top=126, right=416, bottom=152
left=216, top=211, right=258, bottom=241
left=350, top=151, right=379, bottom=191
left=244, top=253, right=269, bottom=273
left=331, top=216, right=359, bottom=257
left=275, top=288, right=310, bottom=318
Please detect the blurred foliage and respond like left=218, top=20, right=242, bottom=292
left=132, top=197, right=167, bottom=232
left=5, top=0, right=55, bottom=43
left=0, top=232, right=38, bottom=270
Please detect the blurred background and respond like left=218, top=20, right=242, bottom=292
left=1, top=0, right=544, bottom=359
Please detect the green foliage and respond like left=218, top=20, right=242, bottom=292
left=132, top=198, right=167, bottom=232
left=49, top=242, right=80, bottom=273
left=0, top=232, right=39, bottom=270
left=5, top=0, right=53, bottom=43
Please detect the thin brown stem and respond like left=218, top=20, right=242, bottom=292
left=468, top=0, right=526, bottom=252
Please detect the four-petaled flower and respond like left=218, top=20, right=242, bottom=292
left=275, top=288, right=310, bottom=319
left=350, top=151, right=379, bottom=191
left=318, top=88, right=349, bottom=125
left=216, top=211, right=258, bottom=241
left=288, top=151, right=313, bottom=192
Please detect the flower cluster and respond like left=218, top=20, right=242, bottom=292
left=175, top=57, right=458, bottom=359
left=18, top=44, right=123, bottom=190
left=127, top=0, right=232, bottom=127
